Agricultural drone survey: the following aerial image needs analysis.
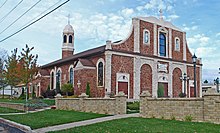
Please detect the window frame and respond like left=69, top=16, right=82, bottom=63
left=174, top=37, right=180, bottom=51
left=96, top=58, right=105, bottom=87
left=143, top=29, right=150, bottom=45
left=157, top=27, right=168, bottom=58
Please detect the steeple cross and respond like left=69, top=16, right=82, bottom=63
left=159, top=9, right=163, bottom=20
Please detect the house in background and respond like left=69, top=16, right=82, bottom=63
left=34, top=14, right=202, bottom=99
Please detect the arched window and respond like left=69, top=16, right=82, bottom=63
left=143, top=29, right=150, bottom=44
left=51, top=72, right=54, bottom=89
left=69, top=35, right=72, bottom=43
left=56, top=70, right=61, bottom=85
left=159, top=33, right=166, bottom=56
left=69, top=67, right=73, bottom=84
left=98, top=62, right=103, bottom=86
left=175, top=37, right=180, bottom=51
left=63, top=35, right=67, bottom=43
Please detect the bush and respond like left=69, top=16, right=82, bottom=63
left=157, top=84, right=164, bottom=98
left=127, top=101, right=140, bottom=110
left=19, top=87, right=26, bottom=99
left=184, top=115, right=193, bottom=122
left=56, top=82, right=61, bottom=94
left=179, top=92, right=186, bottom=98
left=25, top=99, right=49, bottom=110
left=86, top=82, right=90, bottom=97
left=61, top=83, right=73, bottom=96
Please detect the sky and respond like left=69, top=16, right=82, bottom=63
left=0, top=0, right=219, bottom=82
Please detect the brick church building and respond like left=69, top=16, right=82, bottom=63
left=35, top=15, right=202, bottom=99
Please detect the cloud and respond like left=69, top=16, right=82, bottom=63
left=187, top=34, right=210, bottom=47
left=121, top=8, right=134, bottom=17
left=182, top=25, right=198, bottom=31
left=216, top=32, right=220, bottom=37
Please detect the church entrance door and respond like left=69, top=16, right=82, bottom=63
left=118, top=81, right=128, bottom=97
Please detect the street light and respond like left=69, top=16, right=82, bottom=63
left=214, top=77, right=219, bottom=93
left=180, top=73, right=189, bottom=96
left=192, top=53, right=197, bottom=97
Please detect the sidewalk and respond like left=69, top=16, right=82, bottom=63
left=33, top=113, right=139, bottom=133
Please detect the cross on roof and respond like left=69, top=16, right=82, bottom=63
left=159, top=9, right=163, bottom=20
left=68, top=14, right=70, bottom=25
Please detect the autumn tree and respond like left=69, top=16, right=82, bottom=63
left=19, top=44, right=38, bottom=99
left=0, top=49, right=7, bottom=98
left=4, top=48, right=21, bottom=97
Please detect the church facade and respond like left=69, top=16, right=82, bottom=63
left=36, top=16, right=202, bottom=99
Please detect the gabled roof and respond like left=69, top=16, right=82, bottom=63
left=41, top=45, right=105, bottom=68
left=78, top=58, right=95, bottom=67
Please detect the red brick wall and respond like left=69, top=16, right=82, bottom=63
left=140, top=64, right=152, bottom=94
left=172, top=67, right=182, bottom=97
left=74, top=69, right=104, bottom=97
left=112, top=31, right=134, bottom=52
left=62, top=51, right=73, bottom=59
left=187, top=66, right=201, bottom=97
left=139, top=20, right=154, bottom=55
left=111, top=55, right=134, bottom=98
left=172, top=30, right=183, bottom=61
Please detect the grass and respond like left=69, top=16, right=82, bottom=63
left=0, top=107, right=24, bottom=113
left=0, top=98, right=55, bottom=106
left=50, top=117, right=220, bottom=133
left=0, top=109, right=107, bottom=129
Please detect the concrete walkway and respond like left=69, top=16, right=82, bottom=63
left=33, top=113, right=140, bottom=133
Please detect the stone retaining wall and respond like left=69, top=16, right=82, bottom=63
left=0, top=102, right=25, bottom=111
left=56, top=93, right=127, bottom=115
left=140, top=92, right=220, bottom=124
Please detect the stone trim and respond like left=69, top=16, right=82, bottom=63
left=169, top=28, right=172, bottom=58
left=133, top=18, right=140, bottom=53
left=105, top=52, right=112, bottom=95
left=50, top=69, right=55, bottom=90
left=174, top=37, right=180, bottom=51
left=153, top=24, right=157, bottom=56
left=183, top=32, right=186, bottom=61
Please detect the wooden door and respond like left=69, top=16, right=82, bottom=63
left=118, top=82, right=128, bottom=96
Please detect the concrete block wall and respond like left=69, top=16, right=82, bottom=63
left=0, top=102, right=25, bottom=111
left=140, top=92, right=220, bottom=124
left=56, top=93, right=127, bottom=115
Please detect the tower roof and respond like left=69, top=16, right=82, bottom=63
left=63, top=24, right=74, bottom=34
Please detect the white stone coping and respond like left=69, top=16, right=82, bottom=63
left=56, top=98, right=116, bottom=100
left=145, top=97, right=204, bottom=101
left=0, top=117, right=32, bottom=132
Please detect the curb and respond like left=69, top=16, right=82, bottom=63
left=0, top=117, right=32, bottom=133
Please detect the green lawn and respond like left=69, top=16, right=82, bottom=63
left=50, top=117, right=220, bottom=133
left=0, top=107, right=24, bottom=113
left=0, top=109, right=107, bottom=129
left=0, top=99, right=55, bottom=106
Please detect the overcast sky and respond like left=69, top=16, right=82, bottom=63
left=0, top=0, right=219, bottom=82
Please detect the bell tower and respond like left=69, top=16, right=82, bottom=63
left=62, top=15, right=74, bottom=59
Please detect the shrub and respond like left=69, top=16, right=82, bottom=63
left=56, top=82, right=61, bottom=94
left=184, top=115, right=193, bottom=122
left=171, top=115, right=176, bottom=120
left=61, top=83, right=73, bottom=96
left=157, top=84, right=164, bottom=98
left=127, top=101, right=140, bottom=110
left=86, top=82, right=90, bottom=97
left=19, top=87, right=26, bottom=99
left=179, top=92, right=186, bottom=98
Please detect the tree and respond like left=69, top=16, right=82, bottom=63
left=61, top=83, right=73, bottom=96
left=0, top=49, right=7, bottom=98
left=86, top=82, right=90, bottom=97
left=4, top=48, right=21, bottom=98
left=19, top=44, right=38, bottom=99
left=204, top=80, right=208, bottom=83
